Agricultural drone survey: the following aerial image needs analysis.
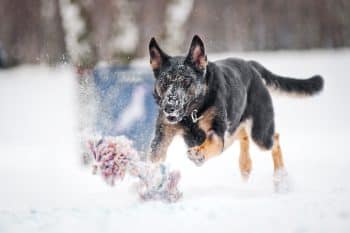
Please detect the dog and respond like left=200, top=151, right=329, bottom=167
left=148, top=35, right=324, bottom=180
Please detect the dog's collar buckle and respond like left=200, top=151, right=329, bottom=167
left=191, top=109, right=203, bottom=123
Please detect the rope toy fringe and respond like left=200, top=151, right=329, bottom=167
left=86, top=135, right=182, bottom=203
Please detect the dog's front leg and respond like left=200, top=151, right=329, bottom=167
left=149, top=121, right=179, bottom=163
left=186, top=108, right=226, bottom=166
left=187, top=130, right=224, bottom=166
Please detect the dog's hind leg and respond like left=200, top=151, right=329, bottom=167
left=251, top=113, right=274, bottom=151
left=271, top=133, right=289, bottom=192
left=271, top=133, right=284, bottom=172
left=238, top=127, right=252, bottom=180
left=248, top=74, right=276, bottom=150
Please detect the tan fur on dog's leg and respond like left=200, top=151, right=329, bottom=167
left=271, top=133, right=289, bottom=192
left=187, top=107, right=224, bottom=166
left=238, top=128, right=252, bottom=180
left=271, top=133, right=284, bottom=172
left=200, top=131, right=224, bottom=160
left=150, top=124, right=181, bottom=162
left=187, top=130, right=223, bottom=166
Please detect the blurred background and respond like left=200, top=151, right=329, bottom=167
left=0, top=0, right=349, bottom=68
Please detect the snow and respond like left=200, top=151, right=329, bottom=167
left=1, top=50, right=350, bottom=233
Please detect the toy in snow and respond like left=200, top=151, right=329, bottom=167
left=87, top=136, right=182, bottom=202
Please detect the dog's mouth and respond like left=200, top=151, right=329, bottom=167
left=166, top=115, right=179, bottom=123
left=162, top=102, right=189, bottom=124
left=165, top=115, right=183, bottom=124
left=164, top=109, right=185, bottom=124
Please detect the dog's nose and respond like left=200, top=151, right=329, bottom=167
left=164, top=104, right=176, bottom=114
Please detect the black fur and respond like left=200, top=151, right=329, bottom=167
left=148, top=35, right=324, bottom=163
left=249, top=60, right=324, bottom=96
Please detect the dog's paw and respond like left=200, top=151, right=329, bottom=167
left=273, top=168, right=290, bottom=193
left=187, top=147, right=206, bottom=166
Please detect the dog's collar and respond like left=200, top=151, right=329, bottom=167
left=190, top=109, right=203, bottom=123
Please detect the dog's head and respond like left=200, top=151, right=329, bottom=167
left=149, top=35, right=208, bottom=124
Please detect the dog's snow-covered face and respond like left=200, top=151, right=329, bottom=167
left=154, top=60, right=207, bottom=124
left=149, top=35, right=208, bottom=124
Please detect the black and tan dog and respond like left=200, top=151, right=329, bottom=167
left=148, top=35, right=323, bottom=179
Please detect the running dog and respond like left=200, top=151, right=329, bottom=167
left=148, top=35, right=323, bottom=180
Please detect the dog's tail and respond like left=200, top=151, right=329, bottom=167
left=248, top=60, right=324, bottom=97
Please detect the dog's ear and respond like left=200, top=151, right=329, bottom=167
left=149, top=37, right=169, bottom=71
left=185, top=35, right=207, bottom=71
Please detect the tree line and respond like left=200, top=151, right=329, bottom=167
left=0, top=0, right=349, bottom=68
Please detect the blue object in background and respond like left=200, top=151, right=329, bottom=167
left=93, top=66, right=158, bottom=152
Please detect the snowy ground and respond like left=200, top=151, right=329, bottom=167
left=0, top=50, right=350, bottom=233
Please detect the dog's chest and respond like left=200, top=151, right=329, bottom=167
left=197, top=107, right=216, bottom=133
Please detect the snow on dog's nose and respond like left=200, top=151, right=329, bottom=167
left=164, top=104, right=176, bottom=114
left=163, top=98, right=183, bottom=123
left=163, top=100, right=181, bottom=123
left=162, top=86, right=186, bottom=123
left=164, top=94, right=179, bottom=113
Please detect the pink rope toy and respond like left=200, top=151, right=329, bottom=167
left=86, top=136, right=182, bottom=203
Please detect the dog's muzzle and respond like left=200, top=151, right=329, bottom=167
left=164, top=105, right=183, bottom=123
left=163, top=95, right=184, bottom=123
